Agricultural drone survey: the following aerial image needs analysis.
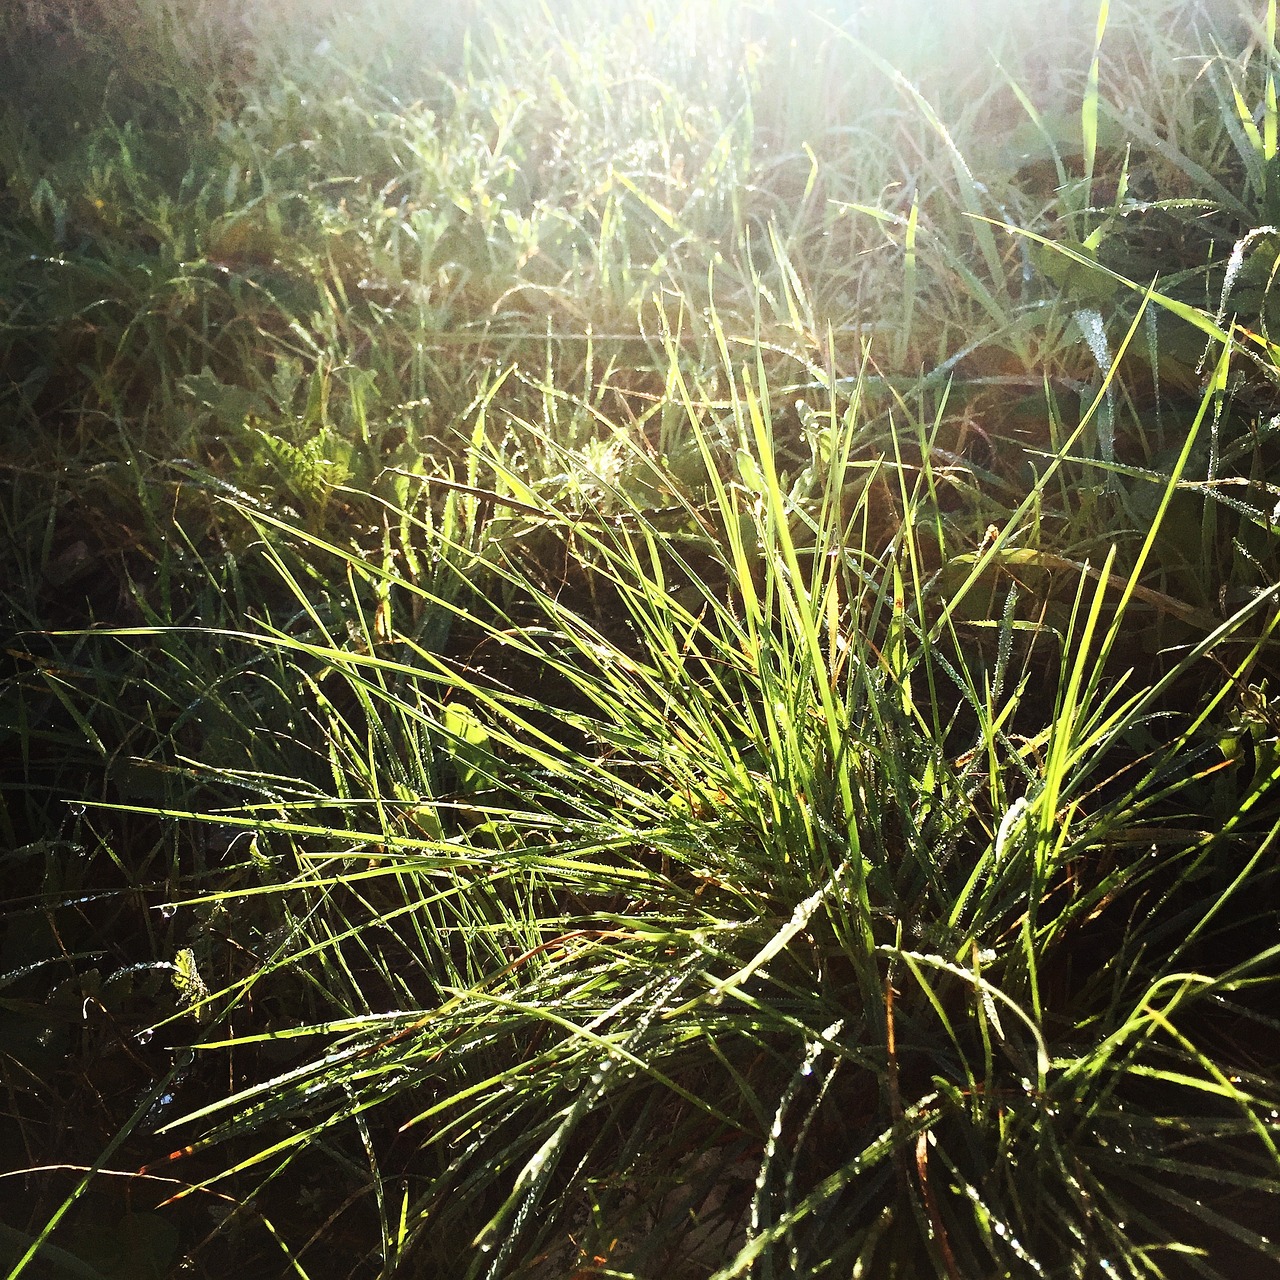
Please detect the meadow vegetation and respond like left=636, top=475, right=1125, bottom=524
left=2, top=0, right=1280, bottom=1275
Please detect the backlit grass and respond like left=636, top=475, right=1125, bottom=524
left=2, top=1, right=1279, bottom=1277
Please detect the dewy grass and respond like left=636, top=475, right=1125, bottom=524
left=55, top=331, right=1280, bottom=1278
left=3, top=0, right=1280, bottom=1277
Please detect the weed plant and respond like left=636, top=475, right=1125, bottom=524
left=2, top=0, right=1280, bottom=1277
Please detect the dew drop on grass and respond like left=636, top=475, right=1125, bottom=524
left=1073, top=307, right=1115, bottom=467
left=800, top=1062, right=813, bottom=1077
left=69, top=802, right=86, bottom=818
left=135, top=1028, right=154, bottom=1046
left=158, top=903, right=177, bottom=920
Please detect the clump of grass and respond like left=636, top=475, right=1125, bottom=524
left=3, top=1, right=1280, bottom=1277
left=50, top=320, right=1275, bottom=1278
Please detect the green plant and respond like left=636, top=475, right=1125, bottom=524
left=51, top=323, right=1270, bottom=1278
left=4, top=2, right=1280, bottom=1277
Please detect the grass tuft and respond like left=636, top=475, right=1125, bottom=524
left=3, top=1, right=1280, bottom=1277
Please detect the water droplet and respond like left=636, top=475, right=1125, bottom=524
left=135, top=1029, right=154, bottom=1046
left=69, top=802, right=86, bottom=818
left=1074, top=307, right=1115, bottom=465
left=800, top=1062, right=813, bottom=1077
left=158, top=904, right=177, bottom=920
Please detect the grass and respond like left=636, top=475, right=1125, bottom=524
left=2, top=0, right=1280, bottom=1276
